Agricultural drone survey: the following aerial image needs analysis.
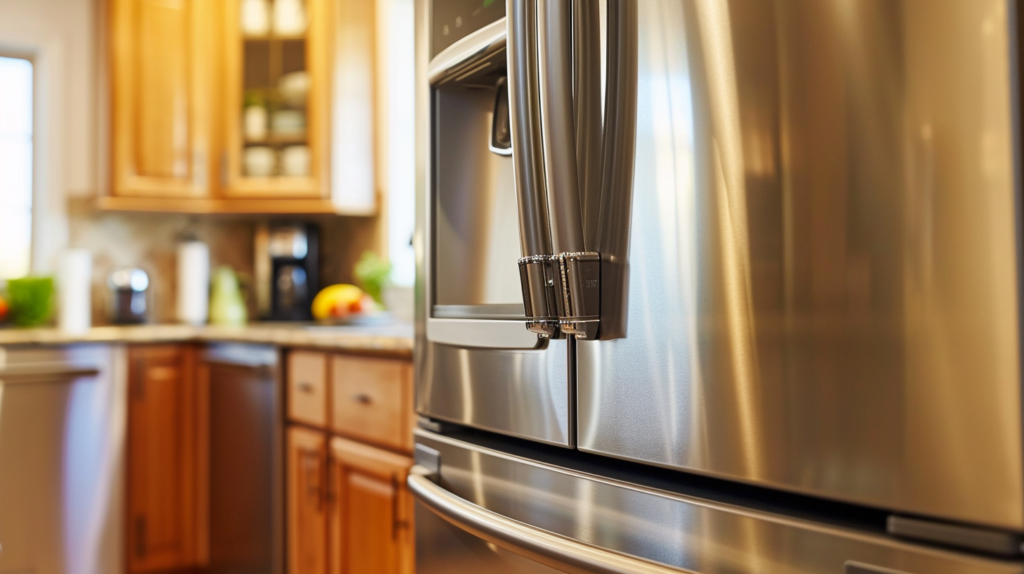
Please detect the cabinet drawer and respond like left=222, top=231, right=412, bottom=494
left=330, top=356, right=411, bottom=452
left=287, top=351, right=329, bottom=427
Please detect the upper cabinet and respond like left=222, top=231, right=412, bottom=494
left=111, top=0, right=217, bottom=198
left=224, top=0, right=330, bottom=198
left=105, top=0, right=379, bottom=214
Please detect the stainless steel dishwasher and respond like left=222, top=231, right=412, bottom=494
left=201, top=343, right=283, bottom=574
left=0, top=344, right=126, bottom=574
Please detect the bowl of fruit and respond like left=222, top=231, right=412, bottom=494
left=310, top=284, right=387, bottom=326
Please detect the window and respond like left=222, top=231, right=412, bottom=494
left=0, top=56, right=33, bottom=280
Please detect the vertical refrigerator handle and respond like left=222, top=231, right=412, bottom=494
left=574, top=0, right=604, bottom=249
left=594, top=0, right=639, bottom=340
left=509, top=0, right=638, bottom=341
left=536, top=0, right=585, bottom=256
left=509, top=0, right=561, bottom=337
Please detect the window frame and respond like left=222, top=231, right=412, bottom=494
left=0, top=50, right=37, bottom=279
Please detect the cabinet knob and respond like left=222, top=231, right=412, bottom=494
left=297, top=381, right=315, bottom=393
left=353, top=393, right=372, bottom=405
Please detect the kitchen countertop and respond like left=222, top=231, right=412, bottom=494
left=0, top=322, right=415, bottom=356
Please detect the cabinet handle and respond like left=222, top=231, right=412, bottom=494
left=304, top=450, right=324, bottom=512
left=297, top=381, right=316, bottom=394
left=352, top=393, right=372, bottom=405
left=391, top=474, right=400, bottom=541
left=134, top=516, right=147, bottom=558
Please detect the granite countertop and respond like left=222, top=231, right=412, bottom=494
left=0, top=321, right=415, bottom=356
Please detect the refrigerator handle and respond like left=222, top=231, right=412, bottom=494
left=535, top=0, right=602, bottom=341
left=508, top=0, right=561, bottom=338
left=574, top=0, right=603, bottom=250
left=594, top=0, right=639, bottom=340
left=509, top=0, right=637, bottom=341
left=408, top=466, right=679, bottom=574
left=536, top=0, right=586, bottom=256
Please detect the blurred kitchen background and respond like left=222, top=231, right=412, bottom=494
left=0, top=0, right=416, bottom=326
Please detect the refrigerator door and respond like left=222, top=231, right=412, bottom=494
left=412, top=430, right=1024, bottom=574
left=578, top=0, right=1024, bottom=530
left=416, top=1, right=572, bottom=446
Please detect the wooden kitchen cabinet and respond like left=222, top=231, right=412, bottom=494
left=327, top=437, right=414, bottom=574
left=110, top=0, right=218, bottom=199
left=285, top=350, right=414, bottom=573
left=287, top=426, right=329, bottom=574
left=288, top=350, right=330, bottom=428
left=222, top=0, right=332, bottom=198
left=126, top=345, right=202, bottom=573
left=330, top=355, right=413, bottom=453
left=104, top=0, right=381, bottom=214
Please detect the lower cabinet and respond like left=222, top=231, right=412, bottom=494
left=126, top=344, right=202, bottom=573
left=327, top=437, right=414, bottom=574
left=284, top=350, right=414, bottom=574
left=126, top=344, right=414, bottom=574
left=287, top=426, right=329, bottom=574
left=286, top=427, right=414, bottom=574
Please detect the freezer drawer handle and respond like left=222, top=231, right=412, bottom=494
left=407, top=465, right=687, bottom=574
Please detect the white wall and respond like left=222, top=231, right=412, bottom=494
left=383, top=0, right=415, bottom=287
left=0, top=0, right=97, bottom=273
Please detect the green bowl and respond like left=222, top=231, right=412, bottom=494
left=7, top=276, right=55, bottom=327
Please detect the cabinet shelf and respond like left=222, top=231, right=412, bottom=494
left=243, top=33, right=308, bottom=41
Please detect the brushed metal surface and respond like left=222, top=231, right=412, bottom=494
left=427, top=318, right=541, bottom=349
left=416, top=496, right=564, bottom=574
left=433, top=84, right=524, bottom=310
left=410, top=465, right=685, bottom=573
left=415, top=430, right=1024, bottom=574
left=418, top=0, right=567, bottom=444
left=416, top=340, right=570, bottom=446
left=0, top=344, right=126, bottom=574
left=578, top=0, right=1024, bottom=529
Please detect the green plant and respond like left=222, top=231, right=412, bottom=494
left=7, top=276, right=55, bottom=327
left=353, top=251, right=391, bottom=305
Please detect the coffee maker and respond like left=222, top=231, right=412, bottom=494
left=255, top=222, right=319, bottom=320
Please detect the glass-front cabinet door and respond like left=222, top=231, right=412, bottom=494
left=224, top=0, right=330, bottom=198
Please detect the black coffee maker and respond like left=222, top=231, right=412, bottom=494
left=255, top=222, right=319, bottom=320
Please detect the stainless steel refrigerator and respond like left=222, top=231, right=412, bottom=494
left=412, top=0, right=1024, bottom=572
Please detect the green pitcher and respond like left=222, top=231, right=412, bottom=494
left=209, top=267, right=247, bottom=327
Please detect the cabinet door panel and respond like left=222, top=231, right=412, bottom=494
left=288, top=426, right=328, bottom=574
left=112, top=0, right=215, bottom=197
left=288, top=351, right=329, bottom=428
left=329, top=356, right=412, bottom=452
left=328, top=437, right=413, bottom=574
left=127, top=345, right=199, bottom=573
left=222, top=0, right=331, bottom=198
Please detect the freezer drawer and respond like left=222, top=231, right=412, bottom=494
left=411, top=430, right=1024, bottom=574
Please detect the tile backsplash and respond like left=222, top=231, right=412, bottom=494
left=67, top=201, right=379, bottom=325
left=68, top=204, right=255, bottom=324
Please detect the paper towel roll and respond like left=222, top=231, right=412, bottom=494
left=59, top=249, right=92, bottom=334
left=177, top=241, right=210, bottom=325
